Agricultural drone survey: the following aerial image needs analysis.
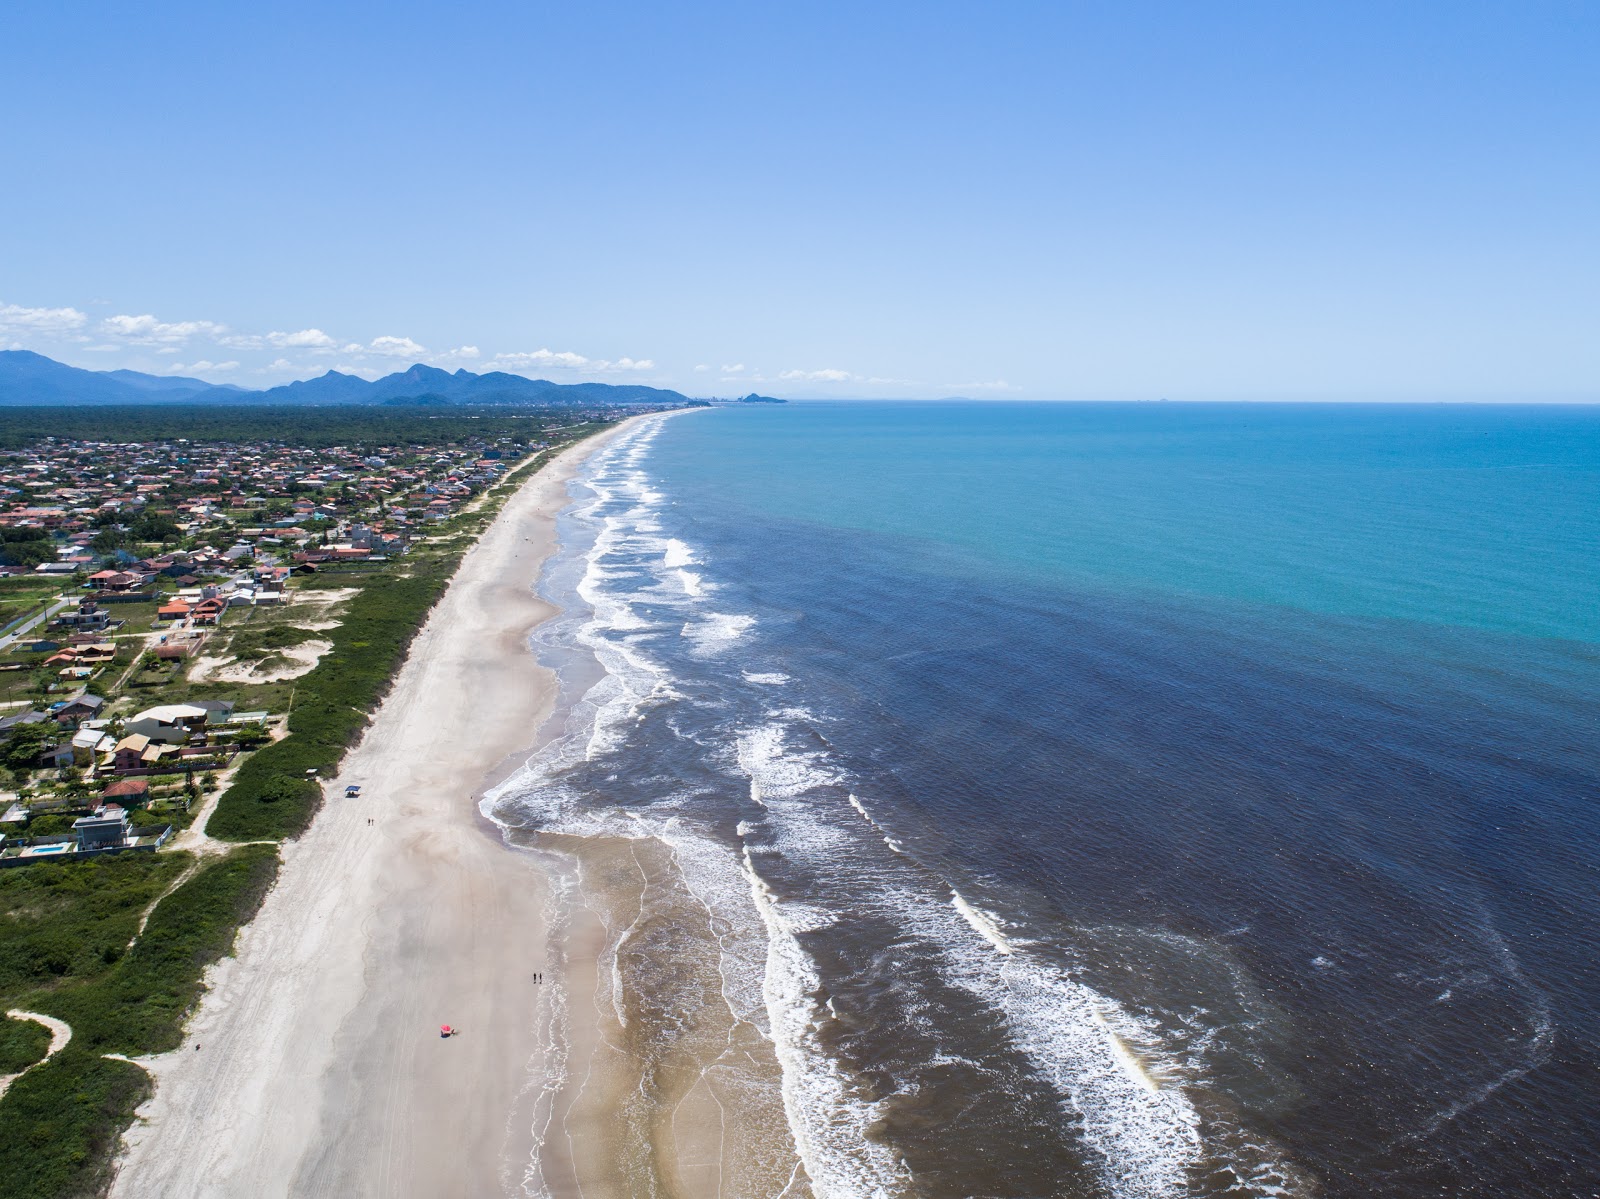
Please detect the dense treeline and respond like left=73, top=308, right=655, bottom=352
left=0, top=526, right=56, bottom=569
left=0, top=404, right=601, bottom=448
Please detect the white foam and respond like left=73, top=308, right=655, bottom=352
left=951, top=891, right=1015, bottom=955
left=682, top=612, right=756, bottom=654
left=493, top=408, right=1220, bottom=1197
left=738, top=723, right=1205, bottom=1196
left=736, top=724, right=842, bottom=802
left=935, top=914, right=1203, bottom=1198
left=742, top=847, right=906, bottom=1199
left=744, top=672, right=791, bottom=685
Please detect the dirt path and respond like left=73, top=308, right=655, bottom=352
left=0, top=1009, right=73, bottom=1101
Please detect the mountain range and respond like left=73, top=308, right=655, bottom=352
left=0, top=350, right=691, bottom=407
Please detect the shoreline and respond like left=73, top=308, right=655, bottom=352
left=110, top=416, right=653, bottom=1198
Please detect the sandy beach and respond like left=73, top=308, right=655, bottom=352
left=111, top=420, right=639, bottom=1198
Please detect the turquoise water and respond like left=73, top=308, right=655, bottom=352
left=685, top=402, right=1600, bottom=641
left=505, top=401, right=1600, bottom=1197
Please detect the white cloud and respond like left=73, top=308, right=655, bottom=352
left=488, top=349, right=590, bottom=371
left=4, top=295, right=666, bottom=384
left=485, top=348, right=656, bottom=376
left=101, top=313, right=228, bottom=345
left=721, top=363, right=746, bottom=374
left=367, top=335, right=427, bottom=358
left=779, top=367, right=856, bottom=383
left=0, top=302, right=89, bottom=336
left=168, top=360, right=239, bottom=375
left=693, top=364, right=710, bottom=372
left=267, top=328, right=337, bottom=350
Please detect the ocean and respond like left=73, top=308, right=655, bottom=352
left=489, top=401, right=1600, bottom=1198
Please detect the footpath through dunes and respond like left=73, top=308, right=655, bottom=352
left=0, top=1010, right=72, bottom=1101
left=107, top=420, right=651, bottom=1199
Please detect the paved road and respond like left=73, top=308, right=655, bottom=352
left=0, top=597, right=73, bottom=651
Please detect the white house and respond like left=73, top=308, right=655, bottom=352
left=124, top=704, right=209, bottom=745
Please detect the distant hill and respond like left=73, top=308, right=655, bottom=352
left=102, top=368, right=246, bottom=394
left=0, top=350, right=233, bottom=405
left=0, top=350, right=691, bottom=407
left=738, top=393, right=786, bottom=403
left=249, top=363, right=690, bottom=407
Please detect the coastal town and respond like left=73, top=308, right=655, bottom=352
left=0, top=425, right=545, bottom=867
left=0, top=396, right=696, bottom=1199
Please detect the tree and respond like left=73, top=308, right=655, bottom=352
left=1, top=722, right=54, bottom=771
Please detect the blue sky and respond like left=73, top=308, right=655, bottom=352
left=1, top=1, right=1595, bottom=400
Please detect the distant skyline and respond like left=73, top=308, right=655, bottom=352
left=2, top=2, right=1596, bottom=401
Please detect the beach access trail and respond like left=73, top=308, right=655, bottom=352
left=110, top=419, right=645, bottom=1198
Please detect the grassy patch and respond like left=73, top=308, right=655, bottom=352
left=0, top=855, right=191, bottom=999
left=0, top=1049, right=149, bottom=1199
left=0, top=1013, right=51, bottom=1073
left=0, top=845, right=280, bottom=1199
left=226, top=624, right=315, bottom=662
left=0, top=580, right=65, bottom=632
left=36, top=845, right=280, bottom=1055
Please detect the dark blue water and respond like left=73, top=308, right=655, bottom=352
left=499, top=402, right=1600, bottom=1198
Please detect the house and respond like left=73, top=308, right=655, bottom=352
left=87, top=569, right=144, bottom=592
left=46, top=642, right=115, bottom=668
left=72, top=805, right=129, bottom=850
left=192, top=699, right=236, bottom=725
left=51, top=693, right=105, bottom=725
left=100, top=778, right=149, bottom=803
left=113, top=734, right=175, bottom=771
left=71, top=726, right=114, bottom=762
left=53, top=604, right=114, bottom=633
left=39, top=741, right=79, bottom=769
left=157, top=599, right=191, bottom=621
left=0, top=710, right=48, bottom=737
left=125, top=704, right=210, bottom=745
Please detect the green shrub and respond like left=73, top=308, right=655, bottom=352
left=0, top=855, right=189, bottom=998
left=37, top=844, right=280, bottom=1055
left=0, top=1049, right=149, bottom=1199
left=0, top=845, right=281, bottom=1198
left=0, top=1012, right=51, bottom=1073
